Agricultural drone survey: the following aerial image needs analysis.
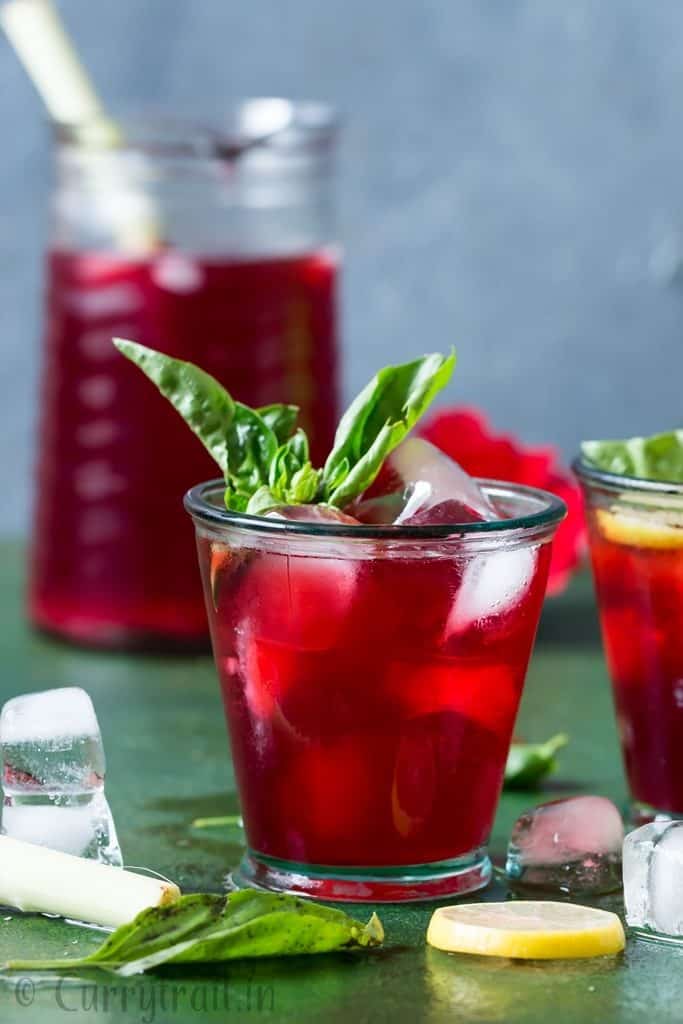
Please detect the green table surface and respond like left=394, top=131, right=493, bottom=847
left=1, top=541, right=682, bottom=1023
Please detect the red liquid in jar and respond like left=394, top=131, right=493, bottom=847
left=30, top=249, right=339, bottom=649
left=587, top=512, right=683, bottom=812
left=201, top=536, right=551, bottom=870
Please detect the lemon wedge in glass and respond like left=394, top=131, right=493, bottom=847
left=427, top=901, right=625, bottom=959
left=596, top=508, right=683, bottom=550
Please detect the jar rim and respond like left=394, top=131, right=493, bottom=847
left=573, top=456, right=683, bottom=496
left=184, top=477, right=566, bottom=541
left=53, top=99, right=339, bottom=158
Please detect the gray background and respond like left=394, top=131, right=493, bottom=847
left=2, top=0, right=683, bottom=535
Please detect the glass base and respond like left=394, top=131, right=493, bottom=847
left=629, top=926, right=683, bottom=948
left=231, top=848, right=492, bottom=903
left=628, top=801, right=682, bottom=829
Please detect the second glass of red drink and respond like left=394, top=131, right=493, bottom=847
left=576, top=457, right=683, bottom=824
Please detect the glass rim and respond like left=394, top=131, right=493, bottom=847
left=52, top=99, right=339, bottom=157
left=573, top=456, right=683, bottom=496
left=184, top=478, right=567, bottom=541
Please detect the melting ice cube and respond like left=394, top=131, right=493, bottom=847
left=445, top=545, right=538, bottom=637
left=506, top=795, right=623, bottom=895
left=266, top=505, right=360, bottom=526
left=238, top=506, right=361, bottom=654
left=352, top=438, right=498, bottom=526
left=0, top=688, right=122, bottom=866
left=624, top=820, right=683, bottom=935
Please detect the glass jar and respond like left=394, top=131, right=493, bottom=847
left=186, top=478, right=565, bottom=902
left=30, top=101, right=340, bottom=650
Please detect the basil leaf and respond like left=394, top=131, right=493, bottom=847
left=114, top=339, right=235, bottom=475
left=266, top=429, right=321, bottom=506
left=289, top=463, right=321, bottom=504
left=268, top=430, right=308, bottom=494
left=322, top=351, right=456, bottom=507
left=504, top=734, right=569, bottom=790
left=258, top=404, right=299, bottom=444
left=226, top=403, right=278, bottom=494
left=224, top=487, right=250, bottom=513
left=246, top=485, right=280, bottom=516
left=582, top=431, right=683, bottom=483
left=114, top=340, right=278, bottom=511
left=7, top=891, right=384, bottom=975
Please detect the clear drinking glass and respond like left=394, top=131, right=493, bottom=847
left=186, top=479, right=565, bottom=902
left=575, top=458, right=683, bottom=824
left=30, top=101, right=340, bottom=650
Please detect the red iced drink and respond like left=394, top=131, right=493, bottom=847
left=30, top=249, right=338, bottom=648
left=583, top=501, right=683, bottom=815
left=188, top=479, right=562, bottom=901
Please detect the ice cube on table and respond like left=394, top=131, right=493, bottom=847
left=506, top=796, right=624, bottom=895
left=624, top=820, right=683, bottom=936
left=0, top=687, right=122, bottom=866
left=357, top=438, right=499, bottom=526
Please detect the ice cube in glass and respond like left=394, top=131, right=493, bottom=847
left=352, top=437, right=498, bottom=525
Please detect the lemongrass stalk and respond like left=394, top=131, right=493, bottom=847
left=0, top=0, right=116, bottom=138
left=0, top=836, right=180, bottom=929
left=1, top=0, right=160, bottom=251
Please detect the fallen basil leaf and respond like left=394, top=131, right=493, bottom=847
left=322, top=351, right=456, bottom=507
left=114, top=339, right=235, bottom=475
left=504, top=734, right=569, bottom=790
left=6, top=891, right=384, bottom=976
left=582, top=431, right=683, bottom=482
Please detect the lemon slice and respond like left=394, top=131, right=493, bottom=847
left=427, top=901, right=625, bottom=959
left=596, top=508, right=683, bottom=550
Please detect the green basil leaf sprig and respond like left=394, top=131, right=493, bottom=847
left=582, top=431, right=683, bottom=482
left=320, top=351, right=456, bottom=507
left=6, top=891, right=384, bottom=976
left=114, top=338, right=237, bottom=475
left=257, top=403, right=300, bottom=444
left=504, top=734, right=569, bottom=790
left=114, top=339, right=456, bottom=513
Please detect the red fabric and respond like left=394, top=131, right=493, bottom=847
left=419, top=408, right=585, bottom=596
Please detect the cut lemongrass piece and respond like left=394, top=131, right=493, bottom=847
left=427, top=901, right=625, bottom=959
left=596, top=508, right=683, bottom=550
left=0, top=836, right=180, bottom=929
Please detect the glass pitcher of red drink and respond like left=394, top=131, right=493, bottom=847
left=30, top=102, right=340, bottom=650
